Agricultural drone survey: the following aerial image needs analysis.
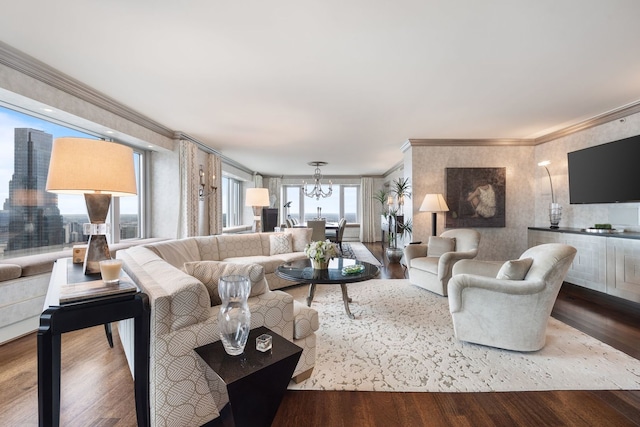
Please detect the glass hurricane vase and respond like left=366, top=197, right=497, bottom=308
left=217, top=275, right=251, bottom=356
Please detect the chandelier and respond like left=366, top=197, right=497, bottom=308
left=302, top=161, right=333, bottom=200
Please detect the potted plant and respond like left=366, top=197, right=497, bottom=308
left=386, top=207, right=405, bottom=263
left=391, top=177, right=411, bottom=215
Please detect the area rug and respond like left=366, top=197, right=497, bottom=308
left=340, top=242, right=381, bottom=266
left=286, top=279, right=640, bottom=392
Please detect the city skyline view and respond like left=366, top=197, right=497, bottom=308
left=0, top=105, right=140, bottom=259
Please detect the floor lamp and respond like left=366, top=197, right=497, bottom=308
left=245, top=188, right=270, bottom=232
left=419, top=193, right=449, bottom=236
left=46, top=138, right=137, bottom=274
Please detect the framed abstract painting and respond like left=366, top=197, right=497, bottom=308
left=445, top=167, right=506, bottom=228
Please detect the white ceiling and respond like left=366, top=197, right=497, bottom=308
left=2, top=0, right=640, bottom=176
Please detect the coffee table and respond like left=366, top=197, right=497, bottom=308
left=275, top=257, right=379, bottom=319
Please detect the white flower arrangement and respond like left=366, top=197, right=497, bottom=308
left=304, top=239, right=339, bottom=262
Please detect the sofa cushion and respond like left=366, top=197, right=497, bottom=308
left=0, top=264, right=22, bottom=281
left=183, top=261, right=268, bottom=306
left=194, top=236, right=221, bottom=261
left=496, top=258, right=534, bottom=280
left=427, top=236, right=456, bottom=258
left=217, top=234, right=266, bottom=259
left=285, top=228, right=313, bottom=252
left=145, top=238, right=201, bottom=268
left=411, top=257, right=439, bottom=274
left=270, top=233, right=292, bottom=255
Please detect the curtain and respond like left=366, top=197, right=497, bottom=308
left=208, top=153, right=223, bottom=235
left=268, top=176, right=282, bottom=224
left=360, top=177, right=377, bottom=242
left=178, top=139, right=199, bottom=238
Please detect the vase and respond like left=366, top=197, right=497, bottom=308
left=217, top=275, right=251, bottom=356
left=312, top=259, right=329, bottom=269
left=386, top=247, right=404, bottom=264
left=549, top=203, right=562, bottom=229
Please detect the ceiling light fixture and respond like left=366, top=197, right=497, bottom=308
left=302, top=161, right=332, bottom=200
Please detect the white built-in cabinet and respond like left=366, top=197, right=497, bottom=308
left=528, top=227, right=640, bottom=303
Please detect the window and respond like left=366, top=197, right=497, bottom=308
left=0, top=105, right=144, bottom=260
left=222, top=176, right=242, bottom=227
left=283, top=184, right=360, bottom=223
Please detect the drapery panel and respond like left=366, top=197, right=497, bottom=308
left=268, top=176, right=282, bottom=223
left=208, top=153, right=223, bottom=235
left=360, top=177, right=376, bottom=242
left=178, top=139, right=199, bottom=238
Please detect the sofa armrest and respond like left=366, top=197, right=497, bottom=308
left=403, top=244, right=428, bottom=267
left=448, top=274, right=546, bottom=313
left=119, top=248, right=211, bottom=334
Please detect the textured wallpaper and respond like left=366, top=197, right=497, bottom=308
left=406, top=111, right=640, bottom=261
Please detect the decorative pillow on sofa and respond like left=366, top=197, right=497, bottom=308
left=496, top=257, right=534, bottom=280
left=285, top=227, right=313, bottom=252
left=427, top=236, right=456, bottom=257
left=270, top=233, right=292, bottom=255
left=182, top=261, right=267, bottom=306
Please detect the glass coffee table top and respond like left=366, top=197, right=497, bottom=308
left=276, top=258, right=380, bottom=319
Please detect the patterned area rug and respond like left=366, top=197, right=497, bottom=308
left=287, top=279, right=640, bottom=392
left=340, top=242, right=381, bottom=266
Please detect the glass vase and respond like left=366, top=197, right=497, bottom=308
left=218, top=275, right=251, bottom=356
left=549, top=203, right=562, bottom=229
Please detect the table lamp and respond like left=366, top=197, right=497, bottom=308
left=245, top=188, right=270, bottom=232
left=419, top=193, right=449, bottom=236
left=46, top=138, right=137, bottom=274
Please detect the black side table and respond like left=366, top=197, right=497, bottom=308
left=195, top=326, right=302, bottom=427
left=37, top=258, right=150, bottom=427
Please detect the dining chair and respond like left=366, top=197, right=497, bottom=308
left=307, top=219, right=326, bottom=241
left=328, top=218, right=347, bottom=251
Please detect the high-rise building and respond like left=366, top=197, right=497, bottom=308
left=4, top=128, right=64, bottom=253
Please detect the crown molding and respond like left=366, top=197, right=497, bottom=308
left=532, top=100, right=640, bottom=144
left=406, top=138, right=536, bottom=148
left=0, top=41, right=174, bottom=139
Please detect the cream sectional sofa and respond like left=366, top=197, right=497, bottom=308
left=117, top=230, right=319, bottom=427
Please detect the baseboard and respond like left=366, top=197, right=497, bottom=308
left=0, top=315, right=38, bottom=345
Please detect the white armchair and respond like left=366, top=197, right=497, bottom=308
left=403, top=229, right=481, bottom=296
left=447, top=243, right=577, bottom=351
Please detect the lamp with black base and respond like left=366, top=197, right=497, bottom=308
left=419, top=193, right=449, bottom=236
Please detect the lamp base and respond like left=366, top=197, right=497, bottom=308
left=83, top=193, right=112, bottom=275
left=252, top=207, right=263, bottom=232
left=84, top=234, right=111, bottom=274
left=431, top=212, right=437, bottom=237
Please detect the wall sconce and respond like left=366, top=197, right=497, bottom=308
left=199, top=166, right=217, bottom=200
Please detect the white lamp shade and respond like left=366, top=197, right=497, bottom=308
left=419, top=193, right=449, bottom=212
left=46, top=138, right=137, bottom=196
left=245, top=188, right=270, bottom=207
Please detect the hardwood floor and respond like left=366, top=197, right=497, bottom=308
left=1, top=242, right=639, bottom=426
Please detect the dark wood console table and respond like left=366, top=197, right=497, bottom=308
left=38, top=258, right=150, bottom=427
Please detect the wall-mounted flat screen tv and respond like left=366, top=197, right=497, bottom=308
left=568, top=134, right=640, bottom=204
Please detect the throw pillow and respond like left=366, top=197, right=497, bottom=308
left=496, top=258, right=534, bottom=280
left=270, top=233, right=292, bottom=255
left=285, top=227, right=313, bottom=252
left=182, top=261, right=267, bottom=306
left=427, top=236, right=456, bottom=257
